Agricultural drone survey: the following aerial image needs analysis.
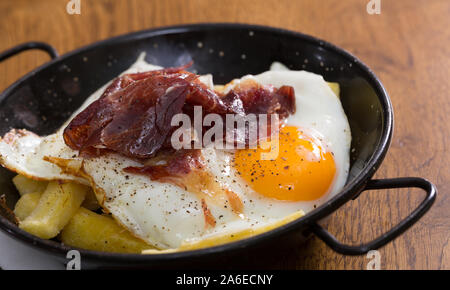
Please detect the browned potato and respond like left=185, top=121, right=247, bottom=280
left=60, top=207, right=154, bottom=253
left=19, top=181, right=88, bottom=239
left=12, top=175, right=47, bottom=196
left=81, top=188, right=100, bottom=211
left=328, top=82, right=340, bottom=97
left=14, top=192, right=42, bottom=221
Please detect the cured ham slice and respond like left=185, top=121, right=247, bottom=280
left=63, top=63, right=295, bottom=159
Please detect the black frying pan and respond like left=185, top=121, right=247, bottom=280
left=0, top=24, right=436, bottom=269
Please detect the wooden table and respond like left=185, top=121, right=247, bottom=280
left=0, top=0, right=448, bottom=270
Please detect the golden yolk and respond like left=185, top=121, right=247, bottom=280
left=234, top=126, right=336, bottom=201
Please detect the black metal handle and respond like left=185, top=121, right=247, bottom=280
left=310, top=177, right=437, bottom=255
left=0, top=42, right=58, bottom=63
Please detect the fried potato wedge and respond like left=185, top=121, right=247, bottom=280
left=19, top=181, right=88, bottom=239
left=81, top=188, right=100, bottom=211
left=12, top=174, right=48, bottom=196
left=60, top=207, right=154, bottom=253
left=328, top=82, right=340, bottom=97
left=14, top=192, right=42, bottom=221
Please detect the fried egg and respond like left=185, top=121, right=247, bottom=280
left=0, top=55, right=351, bottom=250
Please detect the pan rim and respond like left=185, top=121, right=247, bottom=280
left=0, top=22, right=393, bottom=263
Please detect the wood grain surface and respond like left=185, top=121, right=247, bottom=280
left=0, top=0, right=448, bottom=270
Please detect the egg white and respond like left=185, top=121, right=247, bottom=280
left=220, top=64, right=351, bottom=214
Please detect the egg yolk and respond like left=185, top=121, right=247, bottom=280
left=234, top=126, right=336, bottom=201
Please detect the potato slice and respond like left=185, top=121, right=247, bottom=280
left=12, top=174, right=48, bottom=196
left=60, top=207, right=154, bottom=253
left=19, top=181, right=88, bottom=239
left=81, top=188, right=100, bottom=211
left=14, top=192, right=42, bottom=221
left=327, top=82, right=340, bottom=97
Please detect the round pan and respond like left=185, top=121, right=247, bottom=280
left=0, top=24, right=436, bottom=268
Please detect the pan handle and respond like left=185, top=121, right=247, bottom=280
left=0, top=42, right=58, bottom=63
left=310, top=177, right=437, bottom=255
